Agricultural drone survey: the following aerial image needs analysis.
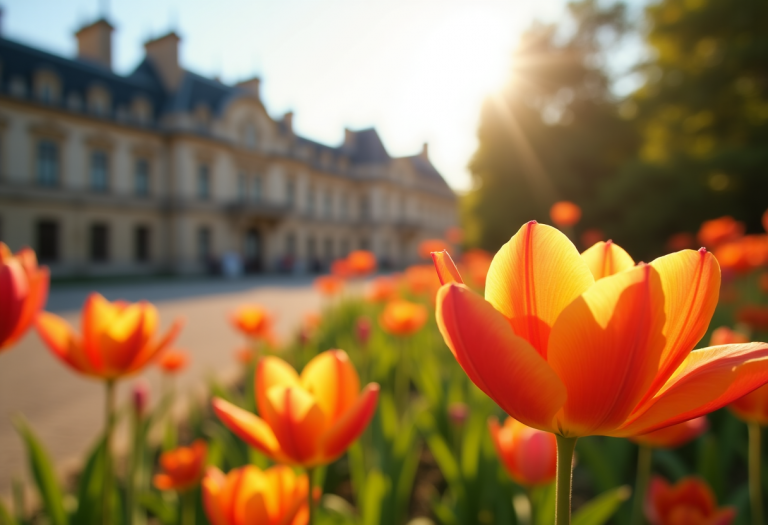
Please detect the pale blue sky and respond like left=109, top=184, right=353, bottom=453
left=1, top=0, right=639, bottom=191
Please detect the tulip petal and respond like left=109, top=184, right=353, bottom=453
left=300, top=350, right=360, bottom=422
left=0, top=259, right=28, bottom=347
left=320, top=383, right=379, bottom=462
left=261, top=465, right=306, bottom=524
left=617, top=343, right=768, bottom=436
left=485, top=221, right=594, bottom=358
left=431, top=250, right=464, bottom=285
left=244, top=493, right=270, bottom=525
left=640, top=249, right=720, bottom=405
left=548, top=264, right=667, bottom=436
left=262, top=386, right=327, bottom=465
left=224, top=466, right=265, bottom=525
left=580, top=241, right=635, bottom=280
left=256, top=357, right=301, bottom=425
left=212, top=398, right=285, bottom=461
left=202, top=468, right=229, bottom=525
left=36, top=312, right=96, bottom=375
left=436, top=283, right=566, bottom=431
left=126, top=318, right=184, bottom=375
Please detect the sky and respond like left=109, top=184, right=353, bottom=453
left=1, top=0, right=633, bottom=191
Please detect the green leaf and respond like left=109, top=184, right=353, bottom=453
left=531, top=483, right=555, bottom=525
left=361, top=470, right=390, bottom=525
left=137, top=492, right=176, bottom=525
left=72, top=435, right=107, bottom=525
left=572, top=485, right=632, bottom=525
left=13, top=417, right=68, bottom=525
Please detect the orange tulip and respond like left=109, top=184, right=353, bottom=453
left=213, top=350, right=379, bottom=467
left=430, top=222, right=768, bottom=439
left=314, top=276, right=343, bottom=296
left=36, top=293, right=182, bottom=380
left=231, top=305, right=274, bottom=340
left=158, top=349, right=189, bottom=374
left=403, top=265, right=441, bottom=298
left=710, top=326, right=749, bottom=347
left=630, top=416, right=708, bottom=449
left=489, top=416, right=557, bottom=487
left=0, top=243, right=49, bottom=352
left=366, top=276, right=399, bottom=303
left=666, top=232, right=695, bottom=253
left=330, top=258, right=352, bottom=279
left=549, top=201, right=581, bottom=227
left=379, top=300, right=428, bottom=337
left=346, top=250, right=377, bottom=276
left=697, top=216, right=744, bottom=248
left=461, top=249, right=494, bottom=289
left=154, top=440, right=207, bottom=492
left=203, top=465, right=312, bottom=525
left=645, top=476, right=735, bottom=525
left=418, top=239, right=450, bottom=260
left=714, top=235, right=768, bottom=274
left=580, top=228, right=604, bottom=249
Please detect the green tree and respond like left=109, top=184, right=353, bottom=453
left=463, top=0, right=637, bottom=251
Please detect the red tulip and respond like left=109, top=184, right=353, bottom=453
left=154, top=440, right=207, bottom=492
left=645, top=476, right=735, bottom=525
left=379, top=300, right=428, bottom=337
left=549, top=201, right=581, bottom=227
left=697, top=216, right=744, bottom=248
left=158, top=349, right=189, bottom=374
left=489, top=416, right=557, bottom=487
left=0, top=243, right=49, bottom=352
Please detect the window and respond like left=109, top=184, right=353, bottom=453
left=135, top=225, right=150, bottom=262
left=40, top=82, right=54, bottom=104
left=198, top=226, right=211, bottom=262
left=324, top=238, right=334, bottom=261
left=36, top=220, right=59, bottom=262
left=89, top=86, right=110, bottom=116
left=340, top=194, right=348, bottom=220
left=251, top=176, right=262, bottom=202
left=37, top=140, right=59, bottom=186
left=360, top=195, right=370, bottom=221
left=135, top=159, right=150, bottom=196
left=132, top=97, right=152, bottom=124
left=90, top=150, right=109, bottom=192
left=306, top=186, right=315, bottom=215
left=340, top=238, right=349, bottom=257
left=286, top=180, right=295, bottom=208
left=90, top=223, right=109, bottom=262
left=360, top=237, right=370, bottom=250
left=244, top=123, right=256, bottom=150
left=198, top=165, right=210, bottom=200
left=324, top=191, right=332, bottom=219
left=238, top=172, right=246, bottom=201
left=285, top=232, right=296, bottom=256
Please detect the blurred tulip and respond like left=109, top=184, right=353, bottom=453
left=355, top=316, right=372, bottom=346
left=460, top=249, right=493, bottom=288
left=346, top=250, right=377, bottom=276
left=448, top=402, right=469, bottom=427
left=235, top=347, right=255, bottom=365
left=431, top=222, right=768, bottom=438
left=580, top=228, right=604, bottom=249
left=379, top=300, right=428, bottom=337
left=314, top=275, right=344, bottom=296
left=132, top=380, right=150, bottom=417
left=303, top=313, right=322, bottom=332
left=418, top=239, right=450, bottom=260
left=36, top=293, right=182, bottom=379
left=203, top=465, right=311, bottom=525
left=630, top=417, right=708, bottom=449
left=549, top=201, right=581, bottom=227
left=366, top=276, right=398, bottom=303
left=645, top=476, right=735, bottom=525
left=729, top=384, right=768, bottom=426
left=736, top=305, right=768, bottom=332
left=697, top=216, right=744, bottom=248
left=489, top=416, right=557, bottom=487
left=403, top=264, right=441, bottom=298
left=446, top=226, right=464, bottom=245
left=158, top=349, right=189, bottom=374
left=330, top=258, right=352, bottom=279
left=710, top=326, right=749, bottom=346
left=0, top=243, right=49, bottom=353
left=666, top=232, right=695, bottom=253
left=714, top=235, right=768, bottom=274
left=154, top=440, right=207, bottom=492
left=231, top=305, right=274, bottom=341
left=213, top=350, right=379, bottom=467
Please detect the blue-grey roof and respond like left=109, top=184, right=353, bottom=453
left=343, top=127, right=391, bottom=164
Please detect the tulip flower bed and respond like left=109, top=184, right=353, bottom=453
left=4, top=221, right=768, bottom=525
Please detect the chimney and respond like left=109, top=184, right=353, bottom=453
left=144, top=32, right=183, bottom=91
left=235, top=77, right=261, bottom=99
left=420, top=142, right=429, bottom=160
left=343, top=128, right=356, bottom=149
left=282, top=111, right=294, bottom=134
left=75, top=18, right=114, bottom=69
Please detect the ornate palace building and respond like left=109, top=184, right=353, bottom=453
left=0, top=18, right=457, bottom=276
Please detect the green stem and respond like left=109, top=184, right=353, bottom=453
left=749, top=422, right=764, bottom=525
left=555, top=434, right=578, bottom=525
left=102, top=380, right=116, bottom=525
left=630, top=445, right=652, bottom=525
left=395, top=337, right=409, bottom=413
left=181, top=490, right=195, bottom=525
left=307, top=467, right=316, bottom=525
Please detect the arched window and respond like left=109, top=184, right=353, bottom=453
left=88, top=85, right=111, bottom=116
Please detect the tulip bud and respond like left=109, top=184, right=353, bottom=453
left=448, top=402, right=469, bottom=427
left=356, top=317, right=372, bottom=347
left=132, top=380, right=150, bottom=417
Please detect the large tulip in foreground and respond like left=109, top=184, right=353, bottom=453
left=213, top=350, right=379, bottom=467
left=432, top=222, right=768, bottom=439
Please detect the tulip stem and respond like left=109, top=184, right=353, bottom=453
left=749, top=422, right=764, bottom=525
left=395, top=337, right=409, bottom=413
left=102, top=379, right=116, bottom=525
left=555, top=434, right=578, bottom=525
left=307, top=467, right=316, bottom=525
left=630, top=445, right=652, bottom=525
left=181, top=490, right=195, bottom=525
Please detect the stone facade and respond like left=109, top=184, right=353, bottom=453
left=0, top=19, right=457, bottom=277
